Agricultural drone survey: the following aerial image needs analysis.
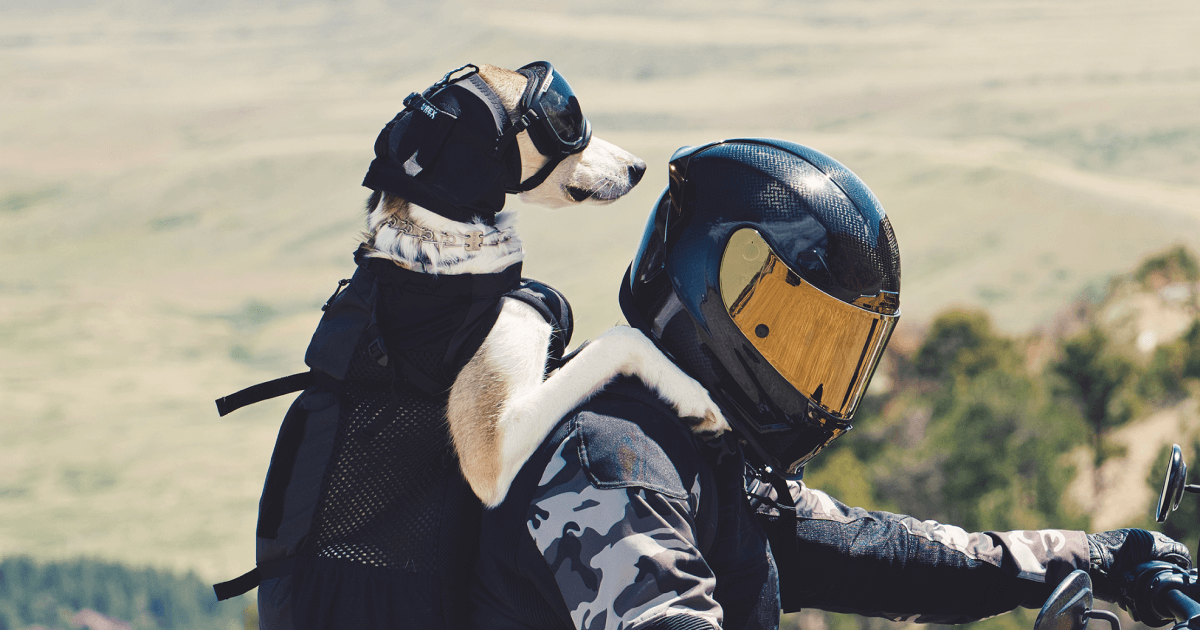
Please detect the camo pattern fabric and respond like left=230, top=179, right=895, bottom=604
left=527, top=430, right=721, bottom=630
left=748, top=476, right=1091, bottom=622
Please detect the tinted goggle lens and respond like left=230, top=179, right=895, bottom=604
left=520, top=62, right=588, bottom=152
left=720, top=228, right=898, bottom=421
left=540, top=72, right=584, bottom=143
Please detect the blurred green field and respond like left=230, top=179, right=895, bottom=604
left=1, top=0, right=1199, bottom=582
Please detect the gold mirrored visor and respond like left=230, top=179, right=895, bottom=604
left=720, top=228, right=899, bottom=420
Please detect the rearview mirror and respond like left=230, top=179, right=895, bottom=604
left=1158, top=444, right=1187, bottom=523
left=1036, top=570, right=1123, bottom=630
left=1036, top=570, right=1094, bottom=630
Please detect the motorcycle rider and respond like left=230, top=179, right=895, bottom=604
left=469, top=139, right=1191, bottom=630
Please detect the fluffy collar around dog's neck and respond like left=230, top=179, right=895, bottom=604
left=364, top=200, right=524, bottom=276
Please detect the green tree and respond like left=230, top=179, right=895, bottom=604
left=1143, top=320, right=1200, bottom=402
left=923, top=366, right=1087, bottom=532
left=1053, top=327, right=1137, bottom=463
left=915, top=311, right=1015, bottom=381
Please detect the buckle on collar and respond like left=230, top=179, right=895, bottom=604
left=382, top=217, right=500, bottom=252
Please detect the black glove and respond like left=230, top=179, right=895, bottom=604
left=1087, top=529, right=1192, bottom=626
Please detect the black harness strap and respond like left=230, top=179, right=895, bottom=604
left=504, top=280, right=573, bottom=368
left=215, top=372, right=313, bottom=417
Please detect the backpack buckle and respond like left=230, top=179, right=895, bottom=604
left=368, top=338, right=389, bottom=367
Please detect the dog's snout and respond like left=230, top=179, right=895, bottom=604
left=627, top=161, right=647, bottom=187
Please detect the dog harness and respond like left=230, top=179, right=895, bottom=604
left=212, top=247, right=572, bottom=630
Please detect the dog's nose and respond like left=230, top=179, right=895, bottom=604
left=627, top=161, right=647, bottom=187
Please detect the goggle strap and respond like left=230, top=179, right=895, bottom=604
left=493, top=123, right=523, bottom=157
left=457, top=73, right=510, bottom=133
left=405, top=71, right=508, bottom=133
left=507, top=152, right=568, bottom=193
left=402, top=71, right=520, bottom=164
left=516, top=66, right=545, bottom=110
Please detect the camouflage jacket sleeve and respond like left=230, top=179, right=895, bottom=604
left=526, top=429, right=722, bottom=630
left=750, top=476, right=1091, bottom=622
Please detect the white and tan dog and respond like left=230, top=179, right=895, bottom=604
left=361, top=64, right=729, bottom=507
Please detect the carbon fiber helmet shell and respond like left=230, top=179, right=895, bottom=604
left=620, top=138, right=901, bottom=474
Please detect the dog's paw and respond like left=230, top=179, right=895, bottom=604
left=665, top=391, right=731, bottom=440
left=681, top=410, right=731, bottom=441
left=596, top=326, right=732, bottom=439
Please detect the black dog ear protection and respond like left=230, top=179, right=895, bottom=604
left=363, top=64, right=521, bottom=225
left=362, top=62, right=593, bottom=225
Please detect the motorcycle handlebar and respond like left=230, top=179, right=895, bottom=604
left=1134, top=561, right=1200, bottom=629
left=1162, top=589, right=1200, bottom=628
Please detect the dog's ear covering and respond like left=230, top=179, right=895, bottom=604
left=363, top=85, right=515, bottom=224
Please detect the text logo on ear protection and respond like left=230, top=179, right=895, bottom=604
left=419, top=103, right=438, bottom=119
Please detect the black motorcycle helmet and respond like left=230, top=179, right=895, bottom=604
left=620, top=138, right=901, bottom=476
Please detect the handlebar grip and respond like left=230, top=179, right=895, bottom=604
left=1161, top=588, right=1200, bottom=628
left=1133, top=561, right=1200, bottom=627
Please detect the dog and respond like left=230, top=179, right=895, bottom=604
left=359, top=63, right=730, bottom=507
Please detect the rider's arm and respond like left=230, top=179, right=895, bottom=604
left=754, top=477, right=1091, bottom=623
left=527, top=431, right=722, bottom=630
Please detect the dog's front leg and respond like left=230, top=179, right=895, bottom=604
left=467, top=324, right=731, bottom=507
left=448, top=298, right=557, bottom=507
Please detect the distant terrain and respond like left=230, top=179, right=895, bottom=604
left=1, top=0, right=1198, bottom=585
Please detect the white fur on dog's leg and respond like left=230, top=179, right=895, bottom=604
left=487, top=325, right=730, bottom=506
left=448, top=300, right=554, bottom=507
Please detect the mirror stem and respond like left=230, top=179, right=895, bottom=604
left=1086, top=609, right=1121, bottom=630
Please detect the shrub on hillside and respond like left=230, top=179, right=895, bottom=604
left=1142, top=320, right=1200, bottom=401
left=1134, top=245, right=1200, bottom=287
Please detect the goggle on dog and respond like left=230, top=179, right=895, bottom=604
left=402, top=61, right=593, bottom=193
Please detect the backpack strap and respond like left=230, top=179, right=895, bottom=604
left=212, top=556, right=297, bottom=601
left=214, top=264, right=383, bottom=416
left=213, top=568, right=259, bottom=601
left=214, top=372, right=313, bottom=417
left=214, top=371, right=344, bottom=417
left=504, top=279, right=574, bottom=369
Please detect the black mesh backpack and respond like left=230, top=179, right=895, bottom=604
left=211, top=247, right=571, bottom=630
